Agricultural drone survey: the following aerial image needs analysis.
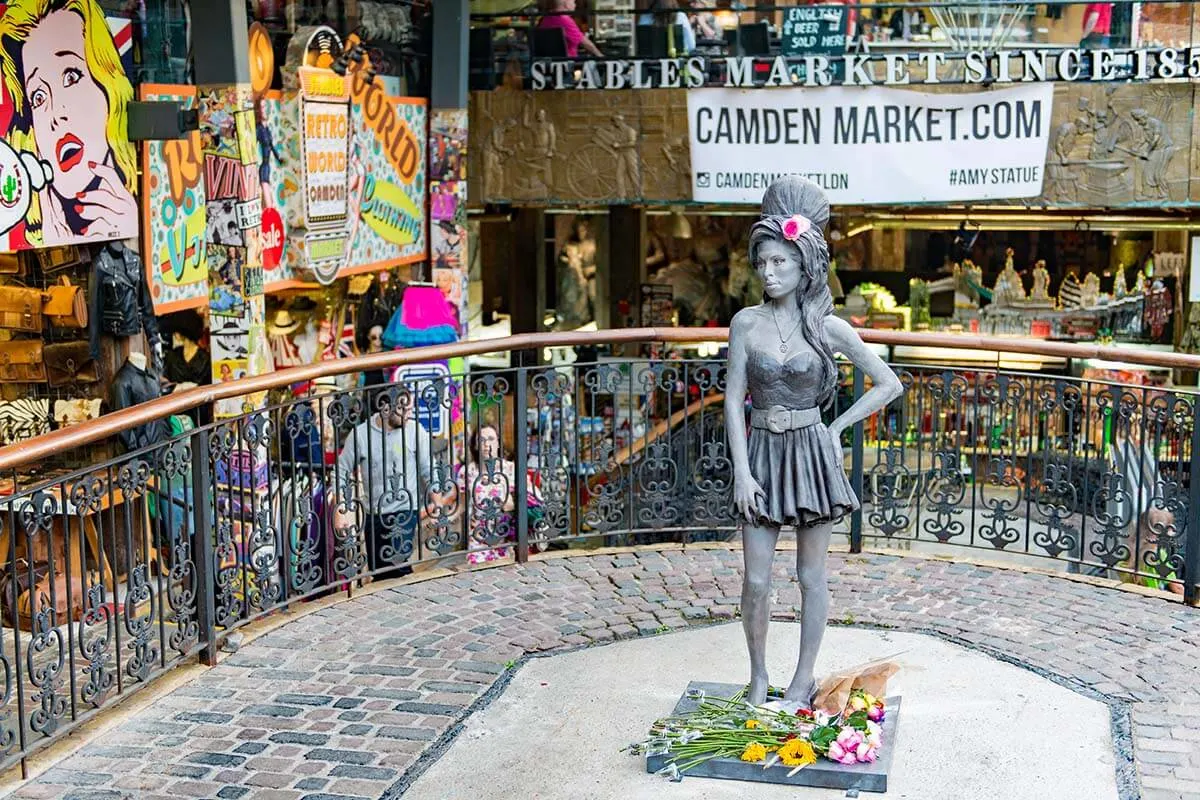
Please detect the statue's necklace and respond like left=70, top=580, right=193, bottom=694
left=771, top=306, right=802, bottom=353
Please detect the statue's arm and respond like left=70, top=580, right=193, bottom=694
left=725, top=309, right=754, bottom=480
left=823, top=316, right=904, bottom=439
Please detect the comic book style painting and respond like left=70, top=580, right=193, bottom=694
left=0, top=0, right=140, bottom=251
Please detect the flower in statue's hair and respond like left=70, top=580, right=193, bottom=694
left=781, top=214, right=811, bottom=241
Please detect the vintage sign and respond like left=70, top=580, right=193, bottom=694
left=781, top=5, right=847, bottom=58
left=687, top=84, right=1055, bottom=205
left=0, top=0, right=140, bottom=250
left=349, top=67, right=422, bottom=184
left=361, top=175, right=422, bottom=246
left=300, top=81, right=350, bottom=223
left=298, top=56, right=351, bottom=284
left=532, top=47, right=1200, bottom=90
left=261, top=206, right=284, bottom=270
left=394, top=363, right=450, bottom=436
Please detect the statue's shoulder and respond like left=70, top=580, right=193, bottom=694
left=731, top=305, right=767, bottom=331
left=821, top=314, right=858, bottom=345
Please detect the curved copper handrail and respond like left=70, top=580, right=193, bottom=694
left=0, top=327, right=1194, bottom=471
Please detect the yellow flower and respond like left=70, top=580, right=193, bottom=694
left=741, top=742, right=768, bottom=763
left=778, top=738, right=817, bottom=768
left=745, top=719, right=762, bottom=729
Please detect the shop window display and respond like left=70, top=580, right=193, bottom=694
left=644, top=212, right=762, bottom=328
left=553, top=215, right=599, bottom=331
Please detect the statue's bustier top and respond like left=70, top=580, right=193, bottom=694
left=746, top=347, right=824, bottom=410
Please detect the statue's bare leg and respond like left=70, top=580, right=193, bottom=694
left=784, top=520, right=833, bottom=707
left=742, top=522, right=780, bottom=706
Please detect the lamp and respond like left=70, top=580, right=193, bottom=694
left=669, top=209, right=692, bottom=239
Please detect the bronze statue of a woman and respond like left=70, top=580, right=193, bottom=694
left=726, top=176, right=904, bottom=707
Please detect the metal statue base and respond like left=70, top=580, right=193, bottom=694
left=645, top=681, right=901, bottom=794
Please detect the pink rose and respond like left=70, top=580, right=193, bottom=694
left=865, top=721, right=883, bottom=748
left=827, top=741, right=857, bottom=764
left=868, top=703, right=886, bottom=723
left=855, top=743, right=878, bottom=763
left=781, top=214, right=811, bottom=241
left=836, top=728, right=864, bottom=751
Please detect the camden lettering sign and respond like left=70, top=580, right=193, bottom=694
left=687, top=84, right=1055, bottom=205
left=531, top=47, right=1200, bottom=90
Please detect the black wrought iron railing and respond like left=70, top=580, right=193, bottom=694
left=0, top=327, right=1193, bottom=774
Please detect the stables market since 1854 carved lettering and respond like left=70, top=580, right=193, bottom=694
left=531, top=48, right=1200, bottom=90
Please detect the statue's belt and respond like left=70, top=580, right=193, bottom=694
left=750, top=406, right=821, bottom=434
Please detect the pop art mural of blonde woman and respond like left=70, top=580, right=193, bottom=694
left=0, top=0, right=138, bottom=248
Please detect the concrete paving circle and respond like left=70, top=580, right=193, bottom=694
left=404, top=624, right=1118, bottom=800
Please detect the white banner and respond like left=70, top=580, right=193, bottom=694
left=687, top=84, right=1055, bottom=205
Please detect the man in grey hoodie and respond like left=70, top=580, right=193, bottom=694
left=334, top=394, right=432, bottom=576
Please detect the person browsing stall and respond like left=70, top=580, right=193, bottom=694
left=333, top=392, right=432, bottom=576
left=538, top=0, right=603, bottom=57
left=540, top=0, right=604, bottom=56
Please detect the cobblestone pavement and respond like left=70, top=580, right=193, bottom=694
left=4, top=546, right=1198, bottom=800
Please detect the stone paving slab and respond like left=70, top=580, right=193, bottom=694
left=1, top=547, right=1197, bottom=800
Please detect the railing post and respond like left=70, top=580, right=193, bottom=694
left=1185, top=400, right=1200, bottom=606
left=514, top=357, right=530, bottom=564
left=190, top=429, right=218, bottom=664
left=849, top=366, right=865, bottom=554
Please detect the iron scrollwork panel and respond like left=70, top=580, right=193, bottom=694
left=1029, top=381, right=1081, bottom=560
left=116, top=460, right=157, bottom=684
left=282, top=402, right=325, bottom=595
left=919, top=370, right=970, bottom=544
left=977, top=375, right=1027, bottom=550
left=19, top=491, right=67, bottom=739
left=530, top=369, right=573, bottom=548
left=155, top=441, right=200, bottom=659
left=67, top=475, right=114, bottom=710
left=687, top=361, right=733, bottom=535
left=580, top=363, right=629, bottom=535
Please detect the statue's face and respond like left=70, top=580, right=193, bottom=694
left=754, top=239, right=802, bottom=300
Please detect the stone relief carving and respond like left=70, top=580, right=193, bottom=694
left=1043, top=84, right=1188, bottom=205
left=481, top=115, right=515, bottom=198
left=469, top=89, right=690, bottom=204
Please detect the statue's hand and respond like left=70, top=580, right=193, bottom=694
left=734, top=472, right=767, bottom=524
left=827, top=424, right=844, bottom=454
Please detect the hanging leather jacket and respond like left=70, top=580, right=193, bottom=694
left=89, top=241, right=161, bottom=361
left=110, top=360, right=169, bottom=452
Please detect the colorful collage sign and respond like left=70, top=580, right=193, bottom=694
left=199, top=83, right=267, bottom=418
left=430, top=109, right=468, bottom=335
left=0, top=0, right=140, bottom=251
left=144, top=86, right=426, bottom=309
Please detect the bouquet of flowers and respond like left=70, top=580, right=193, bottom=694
left=630, top=658, right=899, bottom=782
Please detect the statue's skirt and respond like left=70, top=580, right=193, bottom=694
left=746, top=422, right=860, bottom=529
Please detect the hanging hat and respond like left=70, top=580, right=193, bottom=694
left=269, top=309, right=301, bottom=335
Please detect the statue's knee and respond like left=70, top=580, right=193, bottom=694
left=796, top=567, right=827, bottom=593
left=743, top=573, right=772, bottom=600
